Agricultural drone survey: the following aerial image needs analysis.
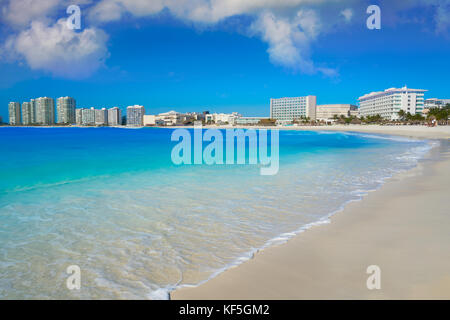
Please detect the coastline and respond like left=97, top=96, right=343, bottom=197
left=2, top=124, right=450, bottom=140
left=172, top=134, right=450, bottom=299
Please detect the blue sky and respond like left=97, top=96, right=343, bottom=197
left=0, top=0, right=449, bottom=121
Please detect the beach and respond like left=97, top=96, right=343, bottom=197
left=172, top=126, right=450, bottom=299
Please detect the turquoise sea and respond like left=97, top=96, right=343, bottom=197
left=0, top=127, right=433, bottom=299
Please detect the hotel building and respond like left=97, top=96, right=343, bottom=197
left=95, top=108, right=108, bottom=125
left=56, top=97, right=76, bottom=124
left=30, top=99, right=36, bottom=124
left=126, top=105, right=145, bottom=126
left=21, top=102, right=34, bottom=125
left=75, top=108, right=83, bottom=125
left=36, top=97, right=55, bottom=125
left=358, top=86, right=426, bottom=120
left=424, top=98, right=450, bottom=109
left=270, top=96, right=317, bottom=122
left=8, top=102, right=21, bottom=125
left=316, top=104, right=359, bottom=121
left=81, top=108, right=96, bottom=125
left=108, top=107, right=122, bottom=126
left=235, top=116, right=270, bottom=125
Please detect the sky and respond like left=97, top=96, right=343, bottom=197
left=0, top=0, right=449, bottom=121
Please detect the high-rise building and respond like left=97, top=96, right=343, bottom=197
left=75, top=108, right=83, bottom=125
left=359, top=86, right=426, bottom=120
left=95, top=108, right=108, bottom=125
left=270, top=96, right=317, bottom=122
left=8, top=102, right=21, bottom=125
left=30, top=99, right=36, bottom=124
left=57, top=97, right=76, bottom=124
left=108, top=107, right=122, bottom=126
left=126, top=105, right=145, bottom=126
left=81, top=108, right=96, bottom=125
left=21, top=102, right=34, bottom=125
left=36, top=97, right=55, bottom=125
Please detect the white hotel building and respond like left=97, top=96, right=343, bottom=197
left=358, top=86, right=426, bottom=120
left=270, top=96, right=317, bottom=122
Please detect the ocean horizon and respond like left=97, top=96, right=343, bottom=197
left=0, top=127, right=433, bottom=299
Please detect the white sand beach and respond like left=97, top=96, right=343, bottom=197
left=172, top=126, right=450, bottom=299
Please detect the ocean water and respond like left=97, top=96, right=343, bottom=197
left=0, top=127, right=433, bottom=299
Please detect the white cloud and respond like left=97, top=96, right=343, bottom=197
left=250, top=10, right=322, bottom=73
left=1, top=0, right=60, bottom=27
left=5, top=19, right=109, bottom=78
left=2, top=0, right=449, bottom=78
left=340, top=8, right=353, bottom=23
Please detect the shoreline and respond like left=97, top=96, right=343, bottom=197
left=2, top=124, right=450, bottom=140
left=172, top=137, right=450, bottom=299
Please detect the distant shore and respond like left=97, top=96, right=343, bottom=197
left=172, top=138, right=450, bottom=299
left=2, top=124, right=450, bottom=140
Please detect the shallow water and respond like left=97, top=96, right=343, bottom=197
left=0, top=127, right=433, bottom=299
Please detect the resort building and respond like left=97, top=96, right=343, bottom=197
left=270, top=96, right=317, bottom=123
left=143, top=115, right=157, bottom=126
left=56, top=97, right=76, bottom=124
left=21, top=102, right=34, bottom=125
left=108, top=107, right=122, bottom=126
left=75, top=109, right=83, bottom=125
left=205, top=112, right=241, bottom=125
left=35, top=97, right=55, bottom=125
left=95, top=108, right=108, bottom=126
left=235, top=116, right=269, bottom=125
left=81, top=108, right=96, bottom=125
left=358, top=86, right=426, bottom=120
left=126, top=105, right=145, bottom=126
left=155, top=110, right=183, bottom=126
left=8, top=102, right=21, bottom=125
left=316, top=104, right=359, bottom=121
left=424, top=98, right=450, bottom=109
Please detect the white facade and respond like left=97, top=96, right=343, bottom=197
left=35, top=97, right=55, bottom=125
left=95, top=108, right=108, bottom=125
left=81, top=108, right=96, bottom=125
left=207, top=112, right=241, bottom=124
left=143, top=115, right=156, bottom=126
left=270, top=96, right=317, bottom=122
left=9, top=102, right=21, bottom=125
left=358, top=86, right=426, bottom=120
left=76, top=109, right=83, bottom=125
left=108, top=107, right=122, bottom=126
left=22, top=102, right=33, bottom=125
left=424, top=98, right=450, bottom=109
left=155, top=111, right=183, bottom=126
left=235, top=117, right=269, bottom=125
left=316, top=104, right=358, bottom=120
left=126, top=105, right=145, bottom=126
left=56, top=97, right=76, bottom=124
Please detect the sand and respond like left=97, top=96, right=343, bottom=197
left=172, top=128, right=450, bottom=299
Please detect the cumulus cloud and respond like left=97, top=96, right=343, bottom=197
left=251, top=10, right=322, bottom=73
left=1, top=0, right=449, bottom=78
left=4, top=19, right=109, bottom=78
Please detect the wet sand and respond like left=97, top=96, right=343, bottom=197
left=172, top=131, right=450, bottom=299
